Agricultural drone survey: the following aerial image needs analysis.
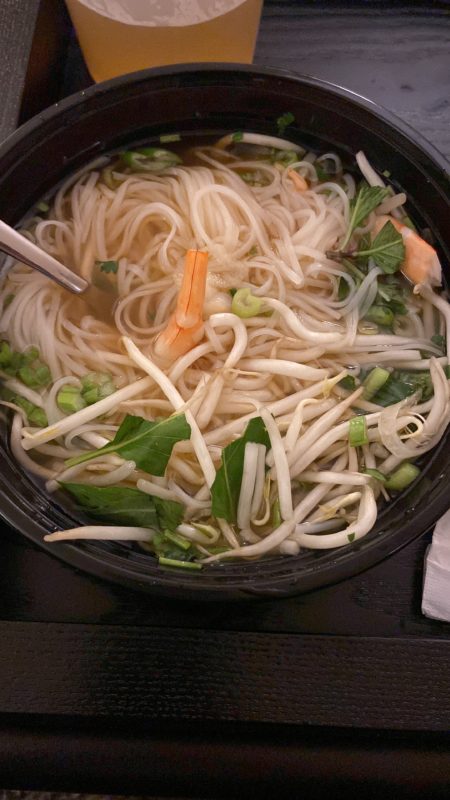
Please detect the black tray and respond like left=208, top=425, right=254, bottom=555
left=1, top=1, right=450, bottom=796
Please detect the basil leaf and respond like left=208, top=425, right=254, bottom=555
left=66, top=413, right=191, bottom=475
left=341, top=184, right=389, bottom=248
left=153, top=496, right=184, bottom=530
left=277, top=111, right=295, bottom=135
left=211, top=416, right=270, bottom=524
left=61, top=483, right=184, bottom=532
left=61, top=483, right=161, bottom=528
left=358, top=221, right=405, bottom=274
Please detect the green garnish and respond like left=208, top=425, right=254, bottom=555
left=36, top=201, right=50, bottom=214
left=372, top=370, right=436, bottom=406
left=339, top=375, right=357, bottom=391
left=431, top=334, right=446, bottom=352
left=362, top=367, right=390, bottom=400
left=348, top=415, right=369, bottom=447
left=158, top=557, right=202, bottom=571
left=341, top=185, right=389, bottom=249
left=120, top=147, right=182, bottom=172
left=364, top=468, right=387, bottom=483
left=18, top=362, right=51, bottom=388
left=347, top=532, right=356, bottom=543
left=231, top=287, right=263, bottom=318
left=61, top=483, right=184, bottom=531
left=276, top=112, right=295, bottom=135
left=270, top=149, right=299, bottom=167
left=163, top=530, right=192, bottom=551
left=211, top=416, right=270, bottom=524
left=80, top=372, right=116, bottom=405
left=159, top=133, right=181, bottom=143
left=0, top=342, right=51, bottom=386
left=364, top=305, right=394, bottom=328
left=56, top=386, right=87, bottom=414
left=3, top=294, right=14, bottom=309
left=101, top=167, right=121, bottom=190
left=385, top=463, right=420, bottom=491
left=355, top=221, right=405, bottom=274
left=96, top=260, right=118, bottom=274
left=232, top=131, right=244, bottom=143
left=1, top=388, right=47, bottom=427
left=65, top=412, right=191, bottom=476
left=376, top=278, right=408, bottom=315
left=271, top=498, right=282, bottom=528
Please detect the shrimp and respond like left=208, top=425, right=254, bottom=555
left=153, top=249, right=208, bottom=364
left=288, top=170, right=308, bottom=192
left=374, top=214, right=441, bottom=287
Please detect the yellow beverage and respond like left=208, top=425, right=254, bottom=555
left=65, top=0, right=263, bottom=83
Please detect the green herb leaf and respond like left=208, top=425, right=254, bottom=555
left=62, top=483, right=160, bottom=528
left=341, top=184, right=389, bottom=248
left=97, top=260, right=118, bottom=274
left=339, top=375, right=357, bottom=391
left=232, top=131, right=244, bottom=143
left=357, top=221, right=405, bottom=274
left=347, top=532, right=356, bottom=543
left=276, top=111, right=295, bottom=135
left=372, top=370, right=434, bottom=407
left=153, top=497, right=184, bottom=531
left=65, top=412, right=191, bottom=475
left=364, top=304, right=394, bottom=328
left=211, top=416, right=270, bottom=523
left=61, top=483, right=184, bottom=532
left=376, top=279, right=408, bottom=315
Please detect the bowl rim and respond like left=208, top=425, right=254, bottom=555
left=1, top=62, right=450, bottom=600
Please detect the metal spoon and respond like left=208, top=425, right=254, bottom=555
left=0, top=220, right=116, bottom=320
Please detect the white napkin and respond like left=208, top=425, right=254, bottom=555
left=422, top=508, right=450, bottom=621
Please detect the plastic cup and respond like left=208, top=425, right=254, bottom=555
left=65, top=0, right=263, bottom=82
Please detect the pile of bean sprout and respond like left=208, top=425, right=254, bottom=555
left=0, top=133, right=448, bottom=568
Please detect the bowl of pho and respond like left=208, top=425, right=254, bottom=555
left=0, top=65, right=449, bottom=599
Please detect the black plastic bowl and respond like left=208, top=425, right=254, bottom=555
left=1, top=65, right=449, bottom=600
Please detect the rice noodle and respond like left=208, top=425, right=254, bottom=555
left=0, top=140, right=447, bottom=567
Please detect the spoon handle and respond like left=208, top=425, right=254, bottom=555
left=0, top=220, right=88, bottom=293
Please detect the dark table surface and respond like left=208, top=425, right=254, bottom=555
left=1, top=1, right=450, bottom=796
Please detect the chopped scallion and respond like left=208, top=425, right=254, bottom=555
left=362, top=367, right=390, bottom=400
left=349, top=415, right=369, bottom=447
left=164, top=530, right=191, bottom=551
left=160, top=133, right=181, bottom=143
left=231, top=287, right=263, bottom=318
left=158, top=557, right=202, bottom=570
left=120, top=147, right=182, bottom=172
left=385, top=463, right=420, bottom=491
left=364, top=468, right=387, bottom=483
left=57, top=386, right=87, bottom=414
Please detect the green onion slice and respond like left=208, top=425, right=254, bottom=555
left=349, top=416, right=369, bottom=447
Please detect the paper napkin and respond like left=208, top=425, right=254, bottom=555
left=422, top=508, right=450, bottom=621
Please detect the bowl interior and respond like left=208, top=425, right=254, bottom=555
left=1, top=65, right=449, bottom=599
